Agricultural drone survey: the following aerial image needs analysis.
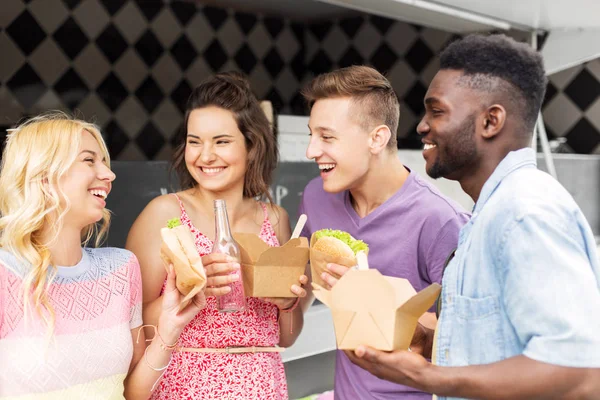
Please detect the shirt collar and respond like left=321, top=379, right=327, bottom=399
left=473, top=148, right=537, bottom=214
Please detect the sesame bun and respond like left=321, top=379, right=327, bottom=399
left=312, top=236, right=355, bottom=259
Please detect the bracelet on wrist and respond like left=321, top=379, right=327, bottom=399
left=277, top=297, right=301, bottom=335
left=143, top=346, right=171, bottom=371
left=136, top=324, right=180, bottom=351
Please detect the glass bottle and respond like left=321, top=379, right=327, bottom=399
left=211, top=199, right=246, bottom=312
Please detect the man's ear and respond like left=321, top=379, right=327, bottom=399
left=369, top=125, right=392, bottom=154
left=482, top=104, right=506, bottom=139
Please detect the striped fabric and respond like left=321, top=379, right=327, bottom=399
left=0, top=247, right=142, bottom=399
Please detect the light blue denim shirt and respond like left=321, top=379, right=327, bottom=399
left=435, top=148, right=600, bottom=399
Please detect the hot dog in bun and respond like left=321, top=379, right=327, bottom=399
left=160, top=218, right=207, bottom=309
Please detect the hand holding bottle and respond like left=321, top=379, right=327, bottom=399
left=201, top=252, right=241, bottom=297
left=211, top=199, right=247, bottom=312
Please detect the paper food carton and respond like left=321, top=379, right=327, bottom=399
left=312, top=269, right=441, bottom=351
left=233, top=233, right=309, bottom=298
left=309, top=233, right=360, bottom=287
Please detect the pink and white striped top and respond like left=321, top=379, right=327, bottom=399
left=0, top=247, right=142, bottom=399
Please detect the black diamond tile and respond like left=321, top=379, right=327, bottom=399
left=404, top=81, right=427, bottom=115
left=134, top=0, right=164, bottom=22
left=169, top=3, right=196, bottom=27
left=62, top=0, right=82, bottom=10
left=0, top=126, right=9, bottom=153
left=203, top=39, right=228, bottom=72
left=544, top=124, right=557, bottom=140
left=170, top=34, right=197, bottom=71
left=135, top=30, right=164, bottom=67
left=136, top=121, right=165, bottom=159
left=564, top=69, right=600, bottom=111
left=234, top=12, right=257, bottom=35
left=170, top=121, right=185, bottom=146
left=397, top=130, right=423, bottom=150
left=54, top=68, right=88, bottom=109
left=53, top=17, right=89, bottom=60
left=96, top=24, right=128, bottom=63
left=99, top=0, right=125, bottom=15
left=234, top=43, right=257, bottom=75
left=290, top=91, right=307, bottom=115
left=565, top=118, right=600, bottom=154
left=170, top=1, right=196, bottom=26
left=309, top=22, right=332, bottom=41
left=405, top=38, right=434, bottom=74
left=441, top=34, right=462, bottom=52
left=370, top=42, right=398, bottom=73
left=291, top=51, right=305, bottom=82
left=6, top=64, right=46, bottom=110
left=96, top=72, right=129, bottom=111
left=370, top=15, right=394, bottom=35
left=542, top=81, right=558, bottom=109
left=170, top=79, right=193, bottom=113
left=6, top=10, right=46, bottom=56
left=203, top=6, right=228, bottom=31
left=339, top=16, right=364, bottom=39
left=103, top=120, right=129, bottom=159
left=308, top=49, right=333, bottom=75
left=338, top=46, right=363, bottom=68
left=266, top=87, right=284, bottom=112
left=264, top=17, right=284, bottom=39
left=291, top=23, right=304, bottom=44
left=135, top=76, right=164, bottom=113
left=263, top=48, right=284, bottom=79
left=537, top=32, right=549, bottom=51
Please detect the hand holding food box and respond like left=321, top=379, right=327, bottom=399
left=311, top=229, right=441, bottom=351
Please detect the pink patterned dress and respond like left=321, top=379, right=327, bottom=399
left=150, top=195, right=287, bottom=400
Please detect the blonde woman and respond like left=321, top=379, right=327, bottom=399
left=0, top=113, right=204, bottom=399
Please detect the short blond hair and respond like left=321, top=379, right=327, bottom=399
left=302, top=66, right=400, bottom=148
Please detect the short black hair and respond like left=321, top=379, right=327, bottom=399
left=440, top=34, right=547, bottom=132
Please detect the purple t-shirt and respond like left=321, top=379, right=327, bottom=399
left=299, top=172, right=469, bottom=400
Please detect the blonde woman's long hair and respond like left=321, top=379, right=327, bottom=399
left=0, top=112, right=112, bottom=332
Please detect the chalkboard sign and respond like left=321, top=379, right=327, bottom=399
left=104, top=161, right=320, bottom=248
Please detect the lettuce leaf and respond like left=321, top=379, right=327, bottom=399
left=166, top=218, right=182, bottom=229
left=314, top=229, right=369, bottom=254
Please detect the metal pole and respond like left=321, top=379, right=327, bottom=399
left=531, top=33, right=538, bottom=153
left=537, top=113, right=558, bottom=179
left=532, top=31, right=558, bottom=180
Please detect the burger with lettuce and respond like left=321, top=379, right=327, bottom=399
left=310, top=229, right=369, bottom=286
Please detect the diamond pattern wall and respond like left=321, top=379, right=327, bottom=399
left=0, top=0, right=305, bottom=160
left=1, top=0, right=599, bottom=159
left=542, top=61, right=600, bottom=154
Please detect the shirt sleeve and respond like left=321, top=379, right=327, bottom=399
left=128, top=253, right=143, bottom=330
left=500, top=211, right=600, bottom=367
left=425, top=216, right=465, bottom=285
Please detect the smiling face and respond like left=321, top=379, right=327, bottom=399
left=306, top=97, right=372, bottom=193
left=184, top=106, right=248, bottom=195
left=59, top=130, right=115, bottom=228
left=417, top=69, right=482, bottom=181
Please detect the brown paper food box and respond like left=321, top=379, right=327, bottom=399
left=309, top=233, right=359, bottom=287
left=233, top=233, right=309, bottom=298
left=312, top=269, right=442, bottom=351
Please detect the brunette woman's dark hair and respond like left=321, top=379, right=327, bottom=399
left=172, top=72, right=278, bottom=202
